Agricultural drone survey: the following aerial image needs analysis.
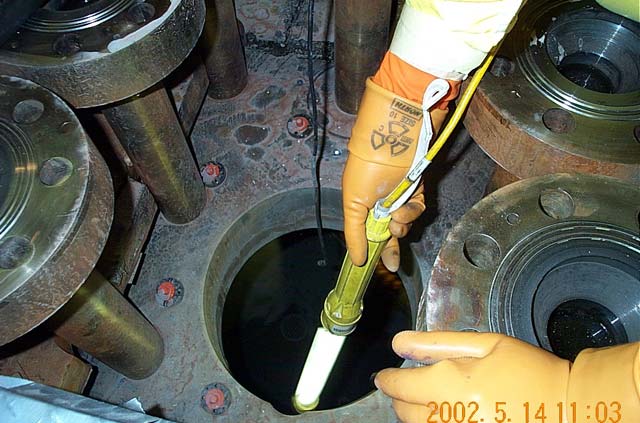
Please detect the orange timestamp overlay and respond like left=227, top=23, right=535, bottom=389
left=425, top=401, right=623, bottom=423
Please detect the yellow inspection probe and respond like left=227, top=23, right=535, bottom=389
left=293, top=45, right=500, bottom=413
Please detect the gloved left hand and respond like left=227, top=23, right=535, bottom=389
left=374, top=331, right=570, bottom=423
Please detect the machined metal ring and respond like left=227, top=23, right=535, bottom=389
left=0, top=0, right=205, bottom=108
left=0, top=75, right=113, bottom=346
left=465, top=0, right=640, bottom=182
left=427, top=173, right=640, bottom=360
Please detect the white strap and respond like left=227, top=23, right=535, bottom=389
left=386, top=79, right=449, bottom=214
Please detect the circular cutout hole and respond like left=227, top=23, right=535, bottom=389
left=504, top=224, right=640, bottom=359
left=221, top=229, right=411, bottom=415
left=505, top=212, right=521, bottom=225
left=40, top=157, right=73, bottom=186
left=52, top=34, right=82, bottom=56
left=463, top=233, right=501, bottom=269
left=0, top=236, right=34, bottom=269
left=544, top=10, right=640, bottom=94
left=634, top=126, right=640, bottom=143
left=489, top=56, right=515, bottom=78
left=59, top=121, right=75, bottom=134
left=128, top=3, right=156, bottom=24
left=13, top=100, right=44, bottom=124
left=539, top=189, right=575, bottom=219
left=547, top=299, right=627, bottom=361
left=542, top=109, right=576, bottom=134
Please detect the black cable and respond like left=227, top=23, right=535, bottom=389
left=306, top=0, right=328, bottom=266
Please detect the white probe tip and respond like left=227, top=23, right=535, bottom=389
left=293, top=327, right=346, bottom=412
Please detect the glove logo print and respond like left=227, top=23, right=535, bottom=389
left=371, top=121, right=413, bottom=157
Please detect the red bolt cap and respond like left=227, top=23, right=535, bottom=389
left=204, top=388, right=225, bottom=410
left=205, top=163, right=221, bottom=177
left=156, top=281, right=176, bottom=301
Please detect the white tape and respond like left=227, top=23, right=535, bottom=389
left=390, top=0, right=523, bottom=79
left=387, top=79, right=448, bottom=214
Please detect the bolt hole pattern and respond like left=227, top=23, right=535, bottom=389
left=40, top=157, right=74, bottom=186
left=539, top=188, right=575, bottom=219
left=490, top=56, right=515, bottom=78
left=0, top=236, right=34, bottom=269
left=13, top=100, right=44, bottom=124
left=505, top=212, right=521, bottom=225
left=59, top=121, right=75, bottom=134
left=542, top=108, right=576, bottom=134
left=128, top=3, right=156, bottom=24
left=463, top=233, right=502, bottom=270
left=53, top=34, right=82, bottom=56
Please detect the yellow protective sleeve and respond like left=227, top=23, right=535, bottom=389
left=568, top=342, right=640, bottom=421
left=391, top=0, right=525, bottom=79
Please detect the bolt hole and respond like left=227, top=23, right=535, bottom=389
left=505, top=212, right=521, bottom=225
left=539, top=188, right=575, bottom=219
left=490, top=56, right=515, bottom=78
left=13, top=100, right=44, bottom=124
left=0, top=236, right=34, bottom=269
left=52, top=34, right=82, bottom=56
left=128, top=3, right=156, bottom=24
left=463, top=233, right=501, bottom=270
left=542, top=109, right=576, bottom=134
left=40, top=157, right=73, bottom=186
left=59, top=121, right=75, bottom=134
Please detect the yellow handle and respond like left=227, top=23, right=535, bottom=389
left=321, top=210, right=391, bottom=335
left=323, top=42, right=502, bottom=336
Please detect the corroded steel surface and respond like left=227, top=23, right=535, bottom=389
left=0, top=76, right=113, bottom=346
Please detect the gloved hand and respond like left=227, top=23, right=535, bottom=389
left=342, top=76, right=449, bottom=272
left=374, top=331, right=569, bottom=422
left=375, top=331, right=640, bottom=423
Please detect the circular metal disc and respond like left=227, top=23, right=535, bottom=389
left=0, top=0, right=205, bottom=108
left=0, top=76, right=113, bottom=345
left=427, top=174, right=640, bottom=354
left=465, top=0, right=640, bottom=183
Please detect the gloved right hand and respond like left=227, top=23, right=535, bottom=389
left=342, top=78, right=448, bottom=272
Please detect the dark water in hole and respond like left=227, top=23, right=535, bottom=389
left=221, top=229, right=411, bottom=415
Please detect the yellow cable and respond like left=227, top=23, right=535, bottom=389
left=426, top=43, right=500, bottom=161
left=381, top=42, right=502, bottom=210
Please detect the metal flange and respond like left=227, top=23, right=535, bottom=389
left=465, top=0, right=640, bottom=183
left=427, top=173, right=640, bottom=360
left=0, top=75, right=113, bottom=346
left=0, top=0, right=205, bottom=108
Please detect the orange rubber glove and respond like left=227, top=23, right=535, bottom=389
left=375, top=331, right=640, bottom=423
left=342, top=53, right=459, bottom=271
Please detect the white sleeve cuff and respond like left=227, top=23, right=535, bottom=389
left=390, top=0, right=524, bottom=79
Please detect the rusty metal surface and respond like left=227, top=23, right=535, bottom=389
left=168, top=54, right=211, bottom=135
left=102, top=84, right=206, bottom=224
left=0, top=76, right=113, bottom=346
left=0, top=0, right=206, bottom=108
left=335, top=0, right=391, bottom=114
left=202, top=0, right=249, bottom=99
left=465, top=0, right=640, bottom=183
left=51, top=271, right=165, bottom=380
left=0, top=333, right=91, bottom=393
left=97, top=180, right=158, bottom=292
left=425, top=174, right=640, bottom=345
left=485, top=164, right=520, bottom=194
left=86, top=5, right=496, bottom=416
